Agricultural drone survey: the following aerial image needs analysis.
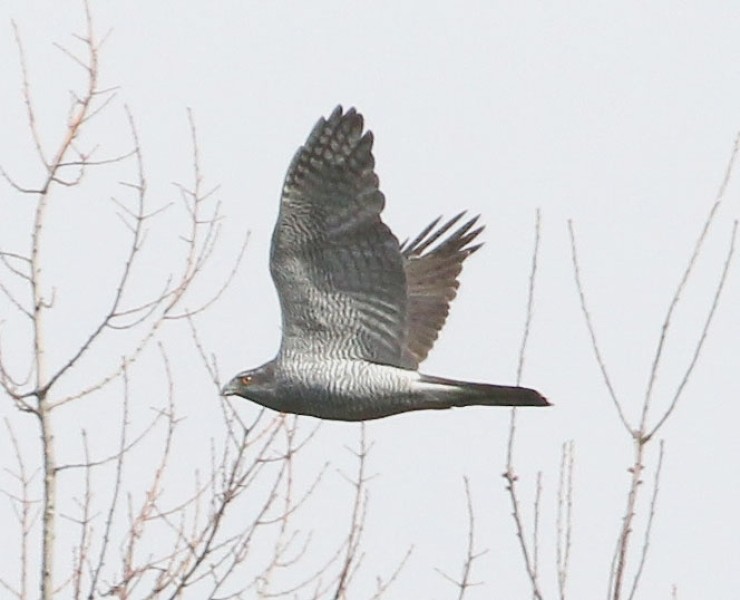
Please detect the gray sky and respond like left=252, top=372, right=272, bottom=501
left=1, top=2, right=739, bottom=598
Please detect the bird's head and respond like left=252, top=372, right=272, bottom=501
left=221, top=361, right=277, bottom=404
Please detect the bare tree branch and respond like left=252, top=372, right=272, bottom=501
left=627, top=440, right=665, bottom=600
left=647, top=221, right=737, bottom=439
left=556, top=441, right=575, bottom=600
left=568, top=220, right=631, bottom=434
left=332, top=424, right=372, bottom=599
left=640, top=134, right=740, bottom=429
left=11, top=20, right=48, bottom=167
left=0, top=417, right=39, bottom=600
left=503, top=209, right=544, bottom=600
left=435, top=477, right=488, bottom=599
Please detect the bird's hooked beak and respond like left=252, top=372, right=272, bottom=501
left=220, top=377, right=240, bottom=397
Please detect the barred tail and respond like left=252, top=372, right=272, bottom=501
left=418, top=373, right=549, bottom=408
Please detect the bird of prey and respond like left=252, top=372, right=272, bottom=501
left=221, top=106, right=548, bottom=420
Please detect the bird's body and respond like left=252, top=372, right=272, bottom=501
left=230, top=357, right=545, bottom=421
left=237, top=358, right=418, bottom=421
left=222, top=106, right=548, bottom=420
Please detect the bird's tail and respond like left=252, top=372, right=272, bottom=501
left=418, top=373, right=549, bottom=408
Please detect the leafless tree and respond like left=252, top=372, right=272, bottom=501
left=500, top=139, right=738, bottom=599
left=0, top=4, right=407, bottom=599
left=569, top=133, right=738, bottom=599
left=4, top=4, right=735, bottom=600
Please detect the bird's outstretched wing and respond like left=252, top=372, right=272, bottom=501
left=400, top=213, right=483, bottom=368
left=271, top=106, right=409, bottom=366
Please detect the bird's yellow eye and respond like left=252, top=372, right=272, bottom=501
left=241, top=375, right=252, bottom=385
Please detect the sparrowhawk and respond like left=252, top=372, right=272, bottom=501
left=221, top=106, right=548, bottom=420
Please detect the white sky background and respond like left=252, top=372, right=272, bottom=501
left=1, top=2, right=739, bottom=598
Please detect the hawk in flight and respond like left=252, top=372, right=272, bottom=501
left=222, top=106, right=548, bottom=420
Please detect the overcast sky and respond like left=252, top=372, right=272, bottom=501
left=1, top=2, right=739, bottom=598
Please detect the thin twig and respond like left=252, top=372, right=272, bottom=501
left=516, top=208, right=541, bottom=384
left=333, top=424, right=372, bottom=599
left=608, top=438, right=646, bottom=600
left=2, top=418, right=37, bottom=600
left=503, top=209, right=544, bottom=600
left=640, top=134, right=740, bottom=429
left=11, top=20, right=47, bottom=166
left=532, top=471, right=542, bottom=584
left=627, top=441, right=666, bottom=600
left=435, top=477, right=487, bottom=599
left=568, top=220, right=631, bottom=434
left=647, top=221, right=737, bottom=439
left=556, top=441, right=575, bottom=600
left=87, top=361, right=131, bottom=599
